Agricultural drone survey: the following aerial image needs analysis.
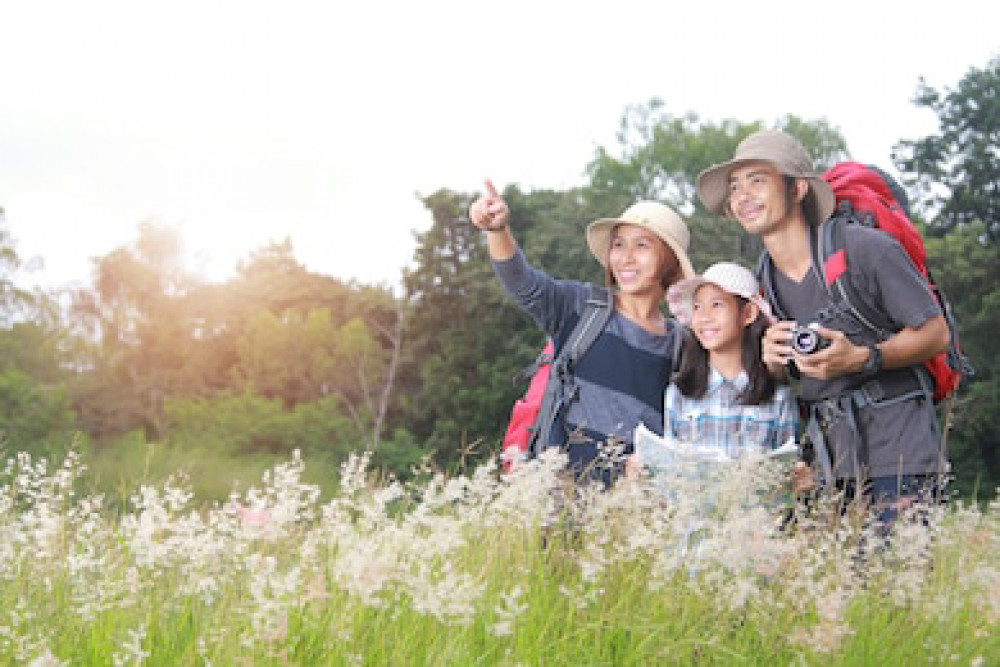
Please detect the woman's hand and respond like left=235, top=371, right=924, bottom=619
left=468, top=179, right=510, bottom=231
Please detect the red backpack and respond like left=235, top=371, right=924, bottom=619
left=500, top=339, right=554, bottom=472
left=816, top=162, right=972, bottom=402
left=500, top=285, right=614, bottom=472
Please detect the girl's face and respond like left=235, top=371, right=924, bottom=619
left=608, top=224, right=677, bottom=295
left=690, top=283, right=756, bottom=353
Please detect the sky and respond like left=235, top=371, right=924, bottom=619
left=1, top=1, right=998, bottom=294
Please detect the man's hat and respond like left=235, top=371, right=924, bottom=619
left=696, top=130, right=836, bottom=224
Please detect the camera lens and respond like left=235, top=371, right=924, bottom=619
left=792, top=327, right=821, bottom=355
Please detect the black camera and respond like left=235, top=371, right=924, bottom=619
left=791, top=326, right=830, bottom=355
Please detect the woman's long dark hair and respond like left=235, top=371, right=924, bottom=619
left=673, top=298, right=777, bottom=405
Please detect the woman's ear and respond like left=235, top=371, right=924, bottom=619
left=742, top=300, right=760, bottom=326
left=795, top=178, right=809, bottom=204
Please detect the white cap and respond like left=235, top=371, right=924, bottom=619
left=666, top=262, right=774, bottom=326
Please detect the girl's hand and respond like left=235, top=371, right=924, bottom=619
left=624, top=453, right=642, bottom=480
left=762, top=321, right=795, bottom=368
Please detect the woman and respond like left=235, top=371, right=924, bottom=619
left=469, top=179, right=695, bottom=485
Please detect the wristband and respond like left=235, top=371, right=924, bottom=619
left=481, top=220, right=508, bottom=232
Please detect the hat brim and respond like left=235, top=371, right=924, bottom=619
left=696, top=158, right=836, bottom=224
left=586, top=219, right=696, bottom=283
left=665, top=277, right=710, bottom=326
left=666, top=275, right=775, bottom=327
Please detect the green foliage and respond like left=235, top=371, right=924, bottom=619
left=894, top=55, right=1000, bottom=241
left=62, top=224, right=405, bottom=464
left=0, top=221, right=81, bottom=460
left=164, top=390, right=359, bottom=461
left=921, top=221, right=1000, bottom=497
left=398, top=189, right=522, bottom=466
left=235, top=308, right=340, bottom=408
left=369, top=427, right=425, bottom=479
left=0, top=369, right=78, bottom=458
left=69, top=223, right=202, bottom=440
left=892, top=56, right=1000, bottom=499
left=0, top=208, right=39, bottom=326
left=81, top=430, right=344, bottom=504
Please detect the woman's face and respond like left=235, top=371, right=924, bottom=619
left=608, top=224, right=677, bottom=295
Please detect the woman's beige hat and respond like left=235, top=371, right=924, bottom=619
left=585, top=201, right=695, bottom=281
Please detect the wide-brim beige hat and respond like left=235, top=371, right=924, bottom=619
left=696, top=130, right=836, bottom=225
left=585, top=201, right=695, bottom=281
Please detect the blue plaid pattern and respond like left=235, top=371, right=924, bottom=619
left=659, top=369, right=799, bottom=459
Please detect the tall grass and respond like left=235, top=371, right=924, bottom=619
left=0, top=447, right=997, bottom=665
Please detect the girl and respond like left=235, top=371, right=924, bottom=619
left=468, top=179, right=695, bottom=485
left=632, top=262, right=799, bottom=478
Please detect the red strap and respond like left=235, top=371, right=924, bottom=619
left=823, top=248, right=847, bottom=285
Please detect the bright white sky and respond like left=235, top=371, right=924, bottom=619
left=1, top=1, right=997, bottom=293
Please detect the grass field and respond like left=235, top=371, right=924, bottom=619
left=1, top=447, right=997, bottom=665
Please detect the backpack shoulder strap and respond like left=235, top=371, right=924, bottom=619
left=529, top=284, right=614, bottom=455
left=669, top=318, right=685, bottom=379
left=815, top=207, right=894, bottom=340
left=755, top=250, right=788, bottom=321
left=562, top=284, right=614, bottom=366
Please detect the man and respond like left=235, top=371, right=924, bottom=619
left=695, top=130, right=950, bottom=528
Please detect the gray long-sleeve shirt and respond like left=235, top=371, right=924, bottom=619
left=494, top=249, right=680, bottom=467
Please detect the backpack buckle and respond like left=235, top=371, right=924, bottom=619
left=851, top=380, right=885, bottom=409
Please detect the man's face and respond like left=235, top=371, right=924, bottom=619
left=726, top=161, right=798, bottom=236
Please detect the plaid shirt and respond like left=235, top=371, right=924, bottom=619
left=658, top=368, right=799, bottom=460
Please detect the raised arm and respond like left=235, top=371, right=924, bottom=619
left=468, top=179, right=517, bottom=261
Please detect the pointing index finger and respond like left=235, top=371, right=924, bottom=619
left=484, top=179, right=500, bottom=199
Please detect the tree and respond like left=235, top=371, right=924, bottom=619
left=0, top=209, right=80, bottom=456
left=921, top=221, right=999, bottom=497
left=894, top=56, right=1000, bottom=241
left=398, top=188, right=550, bottom=468
left=70, top=223, right=201, bottom=440
left=0, top=208, right=38, bottom=326
left=893, top=56, right=1000, bottom=498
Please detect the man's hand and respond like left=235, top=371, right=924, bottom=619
left=468, top=179, right=510, bottom=231
left=792, top=325, right=868, bottom=380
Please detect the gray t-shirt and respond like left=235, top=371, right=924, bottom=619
left=771, top=224, right=944, bottom=478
